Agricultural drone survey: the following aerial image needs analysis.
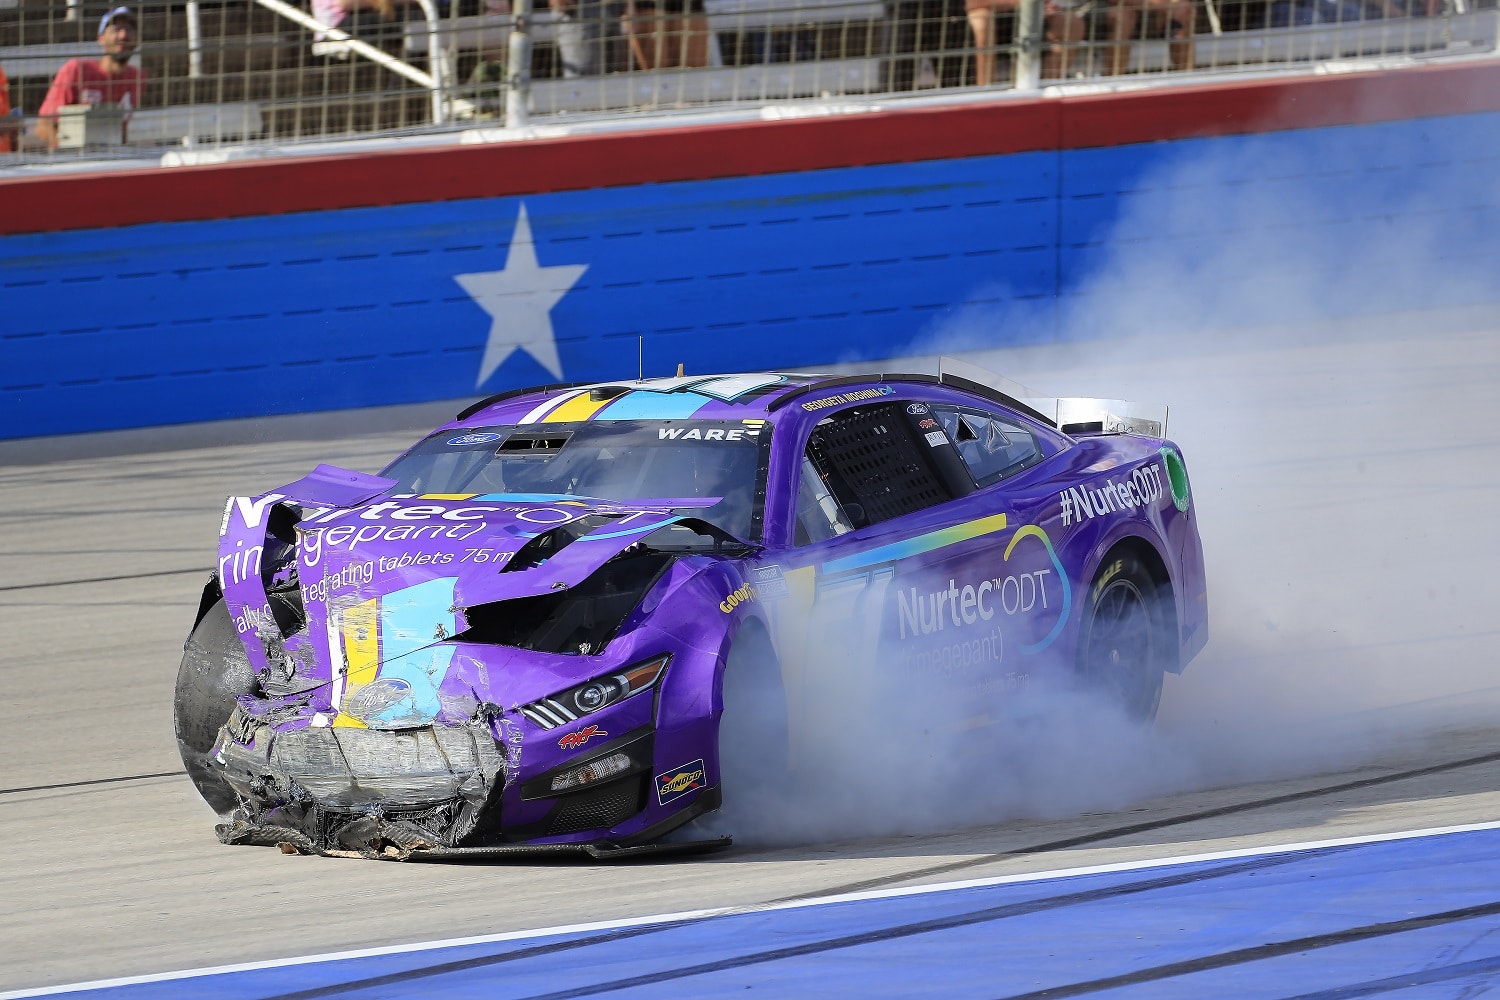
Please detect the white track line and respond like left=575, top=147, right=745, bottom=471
left=10, top=817, right=1500, bottom=998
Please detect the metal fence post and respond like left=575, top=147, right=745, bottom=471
left=412, top=0, right=448, bottom=123
left=506, top=0, right=534, bottom=128
left=186, top=0, right=203, bottom=78
left=1014, top=0, right=1042, bottom=90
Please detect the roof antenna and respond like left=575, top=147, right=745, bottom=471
left=638, top=336, right=644, bottom=383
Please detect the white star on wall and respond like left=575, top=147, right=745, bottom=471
left=454, top=204, right=588, bottom=388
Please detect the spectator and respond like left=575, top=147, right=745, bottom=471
left=886, top=0, right=969, bottom=90
left=1104, top=0, right=1194, bottom=74
left=312, top=0, right=423, bottom=47
left=0, top=62, right=17, bottom=153
left=552, top=0, right=611, bottom=76
left=621, top=0, right=713, bottom=69
left=966, top=0, right=1086, bottom=85
left=35, top=7, right=146, bottom=149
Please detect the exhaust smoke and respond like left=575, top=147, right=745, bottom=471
left=720, top=97, right=1500, bottom=846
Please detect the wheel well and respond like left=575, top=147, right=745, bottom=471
left=193, top=575, right=223, bottom=632
left=723, top=618, right=776, bottom=681
left=718, top=615, right=790, bottom=788
left=1101, top=536, right=1168, bottom=587
left=1098, top=536, right=1180, bottom=668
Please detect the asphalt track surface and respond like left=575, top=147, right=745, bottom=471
left=3, top=310, right=1499, bottom=994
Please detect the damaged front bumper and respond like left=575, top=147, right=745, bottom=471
left=209, top=707, right=727, bottom=860
left=213, top=708, right=506, bottom=857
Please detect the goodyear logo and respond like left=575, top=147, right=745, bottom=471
left=719, top=583, right=755, bottom=614
left=655, top=759, right=706, bottom=805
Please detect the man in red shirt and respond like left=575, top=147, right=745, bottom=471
left=0, top=63, right=16, bottom=153
left=36, top=6, right=146, bottom=149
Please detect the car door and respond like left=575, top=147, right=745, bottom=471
left=924, top=401, right=1074, bottom=668
left=763, top=396, right=1051, bottom=747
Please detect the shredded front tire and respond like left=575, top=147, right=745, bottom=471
left=173, top=598, right=255, bottom=815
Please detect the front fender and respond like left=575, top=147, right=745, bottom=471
left=644, top=559, right=768, bottom=790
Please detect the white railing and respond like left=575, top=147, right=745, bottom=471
left=0, top=0, right=1493, bottom=158
left=253, top=0, right=452, bottom=122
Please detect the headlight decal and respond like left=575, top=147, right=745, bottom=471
left=520, top=654, right=670, bottom=730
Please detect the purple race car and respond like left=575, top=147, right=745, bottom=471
left=174, top=368, right=1207, bottom=858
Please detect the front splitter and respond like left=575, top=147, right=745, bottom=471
left=218, top=784, right=730, bottom=861
left=399, top=836, right=733, bottom=862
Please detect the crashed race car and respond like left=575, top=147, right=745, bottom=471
left=175, top=368, right=1208, bottom=859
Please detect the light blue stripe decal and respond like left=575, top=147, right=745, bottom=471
left=690, top=374, right=787, bottom=402
left=381, top=577, right=457, bottom=661
left=474, top=493, right=597, bottom=503
left=370, top=577, right=458, bottom=725
left=595, top=391, right=712, bottom=420
left=580, top=516, right=682, bottom=541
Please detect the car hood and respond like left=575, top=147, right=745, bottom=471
left=215, top=464, right=750, bottom=719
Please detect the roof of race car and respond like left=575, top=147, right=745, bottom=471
left=454, top=372, right=837, bottom=427
left=452, top=370, right=1058, bottom=430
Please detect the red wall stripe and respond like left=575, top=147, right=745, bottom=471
left=4, top=59, right=1498, bottom=238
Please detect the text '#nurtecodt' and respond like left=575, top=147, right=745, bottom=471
left=1059, top=462, right=1164, bottom=527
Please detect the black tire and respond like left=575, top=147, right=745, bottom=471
left=1076, top=552, right=1171, bottom=722
left=717, top=625, right=790, bottom=810
left=173, top=599, right=257, bottom=815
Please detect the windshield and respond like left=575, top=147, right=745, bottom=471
left=381, top=420, right=770, bottom=540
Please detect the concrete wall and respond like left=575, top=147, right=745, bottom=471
left=3, top=61, right=1498, bottom=439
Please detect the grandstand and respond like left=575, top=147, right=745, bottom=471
left=0, top=0, right=1495, bottom=162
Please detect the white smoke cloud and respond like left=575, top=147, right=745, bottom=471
left=724, top=88, right=1500, bottom=845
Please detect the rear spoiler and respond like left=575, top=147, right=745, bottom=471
left=1051, top=398, right=1168, bottom=438
left=939, top=357, right=1169, bottom=439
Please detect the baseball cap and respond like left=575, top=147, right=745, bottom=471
left=98, top=6, right=136, bottom=34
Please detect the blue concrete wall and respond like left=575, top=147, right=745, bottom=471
left=3, top=110, right=1497, bottom=439
left=1058, top=113, right=1500, bottom=339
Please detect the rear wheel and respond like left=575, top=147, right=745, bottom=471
left=173, top=599, right=256, bottom=815
left=1076, top=552, right=1171, bottom=722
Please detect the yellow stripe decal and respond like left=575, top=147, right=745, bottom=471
left=543, top=392, right=614, bottom=423
left=332, top=597, right=380, bottom=729
left=821, top=513, right=1008, bottom=574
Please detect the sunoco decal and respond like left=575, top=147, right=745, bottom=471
left=656, top=760, right=706, bottom=804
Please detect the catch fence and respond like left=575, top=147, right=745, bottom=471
left=0, top=0, right=1494, bottom=160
